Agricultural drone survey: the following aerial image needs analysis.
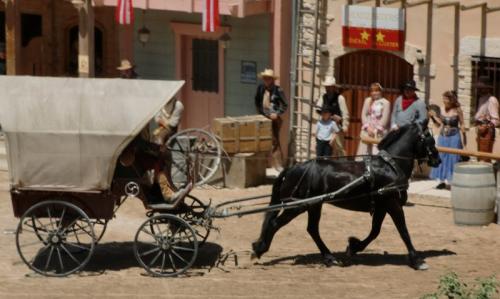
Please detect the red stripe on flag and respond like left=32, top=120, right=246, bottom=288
left=213, top=0, right=219, bottom=31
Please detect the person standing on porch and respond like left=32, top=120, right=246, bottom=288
left=315, top=76, right=350, bottom=157
left=391, top=80, right=428, bottom=130
left=357, top=82, right=390, bottom=156
left=117, top=59, right=138, bottom=79
left=254, top=68, right=288, bottom=170
left=429, top=91, right=465, bottom=190
left=474, top=76, right=499, bottom=158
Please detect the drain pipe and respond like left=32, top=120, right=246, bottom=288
left=287, top=0, right=299, bottom=166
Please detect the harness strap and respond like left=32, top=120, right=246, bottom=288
left=378, top=150, right=409, bottom=199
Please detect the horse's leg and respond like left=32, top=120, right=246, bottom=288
left=386, top=199, right=428, bottom=270
left=306, top=204, right=338, bottom=266
left=346, top=207, right=386, bottom=256
left=252, top=208, right=304, bottom=259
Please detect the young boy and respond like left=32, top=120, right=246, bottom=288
left=315, top=106, right=340, bottom=158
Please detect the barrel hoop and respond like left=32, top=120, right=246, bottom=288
left=454, top=167, right=493, bottom=175
left=452, top=207, right=494, bottom=213
left=451, top=183, right=496, bottom=188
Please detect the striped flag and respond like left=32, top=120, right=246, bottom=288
left=202, top=0, right=220, bottom=32
left=115, top=0, right=134, bottom=25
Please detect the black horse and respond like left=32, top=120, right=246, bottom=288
left=252, top=121, right=441, bottom=270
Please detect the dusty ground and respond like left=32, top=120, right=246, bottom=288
left=0, top=172, right=499, bottom=299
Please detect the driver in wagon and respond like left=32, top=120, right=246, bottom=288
left=117, top=59, right=192, bottom=208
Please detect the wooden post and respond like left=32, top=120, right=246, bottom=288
left=5, top=0, right=21, bottom=75
left=360, top=135, right=500, bottom=161
left=77, top=0, right=95, bottom=78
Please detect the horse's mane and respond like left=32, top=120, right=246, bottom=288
left=377, top=125, right=412, bottom=150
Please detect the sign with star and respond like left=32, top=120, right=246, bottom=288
left=342, top=5, right=405, bottom=51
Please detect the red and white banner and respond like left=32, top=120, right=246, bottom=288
left=202, top=0, right=220, bottom=32
left=115, top=0, right=134, bottom=25
left=342, top=5, right=405, bottom=51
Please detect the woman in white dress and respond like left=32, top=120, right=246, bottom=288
left=357, top=83, right=391, bottom=156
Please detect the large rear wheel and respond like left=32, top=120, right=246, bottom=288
left=16, top=201, right=96, bottom=277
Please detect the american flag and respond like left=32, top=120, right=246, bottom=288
left=202, top=0, right=220, bottom=32
left=115, top=0, right=134, bottom=25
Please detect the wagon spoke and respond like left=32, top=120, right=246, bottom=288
left=172, top=245, right=195, bottom=252
left=57, top=207, right=67, bottom=232
left=43, top=246, right=55, bottom=271
left=56, top=247, right=65, bottom=272
left=20, top=239, right=46, bottom=248
left=140, top=247, right=161, bottom=257
left=171, top=249, right=189, bottom=265
left=148, top=250, right=163, bottom=267
left=60, top=244, right=81, bottom=266
left=160, top=252, right=166, bottom=273
left=168, top=253, right=177, bottom=273
left=46, top=207, right=55, bottom=230
left=65, top=242, right=90, bottom=251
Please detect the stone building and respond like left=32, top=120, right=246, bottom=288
left=292, top=0, right=500, bottom=158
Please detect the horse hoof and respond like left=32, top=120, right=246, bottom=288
left=323, top=254, right=340, bottom=267
left=411, top=260, right=429, bottom=271
left=250, top=251, right=260, bottom=261
left=346, top=237, right=361, bottom=257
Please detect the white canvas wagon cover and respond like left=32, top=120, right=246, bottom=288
left=0, top=76, right=184, bottom=191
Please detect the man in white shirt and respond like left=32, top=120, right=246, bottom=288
left=474, top=76, right=499, bottom=157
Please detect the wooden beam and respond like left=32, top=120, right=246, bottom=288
left=5, top=0, right=20, bottom=75
left=77, top=0, right=95, bottom=77
left=360, top=135, right=500, bottom=160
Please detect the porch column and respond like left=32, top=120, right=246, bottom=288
left=4, top=0, right=21, bottom=75
left=76, top=0, right=95, bottom=77
left=119, top=24, right=134, bottom=64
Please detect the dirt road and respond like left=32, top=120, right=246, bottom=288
left=1, top=172, right=499, bottom=298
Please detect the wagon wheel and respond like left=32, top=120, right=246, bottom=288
left=134, top=214, right=198, bottom=277
left=176, top=195, right=211, bottom=246
left=16, top=201, right=96, bottom=277
left=166, top=129, right=221, bottom=188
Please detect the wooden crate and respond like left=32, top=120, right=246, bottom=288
left=213, top=115, right=272, bottom=154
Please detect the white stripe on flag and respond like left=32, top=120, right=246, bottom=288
left=210, top=0, right=214, bottom=32
left=202, top=0, right=207, bottom=32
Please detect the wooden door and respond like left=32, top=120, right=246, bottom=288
left=181, top=36, right=224, bottom=129
left=335, top=50, right=414, bottom=155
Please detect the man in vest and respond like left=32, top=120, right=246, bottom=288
left=474, top=76, right=499, bottom=158
left=254, top=69, right=288, bottom=169
left=316, top=76, right=350, bottom=157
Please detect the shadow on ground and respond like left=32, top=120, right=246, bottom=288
left=81, top=241, right=223, bottom=274
left=260, top=249, right=456, bottom=267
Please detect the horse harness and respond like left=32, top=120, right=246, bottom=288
left=284, top=152, right=410, bottom=210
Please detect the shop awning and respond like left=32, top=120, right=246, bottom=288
left=95, top=0, right=271, bottom=18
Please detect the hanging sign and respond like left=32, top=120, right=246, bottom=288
left=342, top=5, right=405, bottom=51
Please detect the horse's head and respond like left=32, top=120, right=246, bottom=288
left=413, top=120, right=441, bottom=167
left=378, top=120, right=441, bottom=167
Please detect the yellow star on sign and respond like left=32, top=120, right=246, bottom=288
left=360, top=30, right=370, bottom=41
left=376, top=31, right=385, bottom=42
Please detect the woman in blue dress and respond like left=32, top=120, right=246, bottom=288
left=429, top=91, right=465, bottom=189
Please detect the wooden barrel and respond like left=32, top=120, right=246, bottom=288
left=451, top=162, right=496, bottom=226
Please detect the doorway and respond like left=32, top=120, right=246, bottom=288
left=180, top=36, right=224, bottom=129
left=334, top=50, right=414, bottom=155
left=67, top=25, right=104, bottom=77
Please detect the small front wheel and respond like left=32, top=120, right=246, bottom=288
left=134, top=214, right=198, bottom=277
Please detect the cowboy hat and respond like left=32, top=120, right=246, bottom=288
left=401, top=80, right=420, bottom=91
left=258, top=68, right=278, bottom=79
left=322, top=76, right=338, bottom=87
left=473, top=75, right=494, bottom=89
left=117, top=59, right=135, bottom=71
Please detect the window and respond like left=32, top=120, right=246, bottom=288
left=192, top=39, right=218, bottom=93
left=21, top=14, right=42, bottom=47
left=471, top=56, right=500, bottom=111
